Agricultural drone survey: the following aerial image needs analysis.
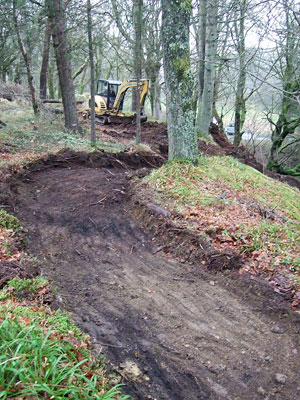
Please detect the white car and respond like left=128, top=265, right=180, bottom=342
left=225, top=122, right=235, bottom=135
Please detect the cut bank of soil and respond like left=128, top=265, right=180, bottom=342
left=89, top=120, right=300, bottom=190
left=10, top=154, right=300, bottom=400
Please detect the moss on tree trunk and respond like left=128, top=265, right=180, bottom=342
left=161, top=0, right=197, bottom=162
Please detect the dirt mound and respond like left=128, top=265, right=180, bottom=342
left=100, top=121, right=169, bottom=154
left=127, top=182, right=242, bottom=271
left=0, top=149, right=164, bottom=211
left=4, top=153, right=299, bottom=400
left=90, top=120, right=300, bottom=190
left=0, top=260, right=39, bottom=288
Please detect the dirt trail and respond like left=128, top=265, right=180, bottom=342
left=14, top=164, right=300, bottom=400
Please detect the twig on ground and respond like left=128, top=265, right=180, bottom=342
left=88, top=196, right=107, bottom=206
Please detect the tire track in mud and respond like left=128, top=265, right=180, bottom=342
left=15, top=165, right=300, bottom=400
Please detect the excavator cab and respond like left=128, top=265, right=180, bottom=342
left=97, top=80, right=125, bottom=110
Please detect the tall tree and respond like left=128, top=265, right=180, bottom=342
left=87, top=0, right=96, bottom=146
left=233, top=0, right=247, bottom=145
left=161, top=0, right=197, bottom=162
left=12, top=0, right=40, bottom=116
left=39, top=18, right=51, bottom=100
left=110, top=0, right=163, bottom=120
left=195, top=0, right=207, bottom=128
left=267, top=0, right=300, bottom=175
left=46, top=0, right=81, bottom=132
left=0, top=3, right=18, bottom=82
left=143, top=0, right=162, bottom=120
left=197, top=0, right=219, bottom=136
left=134, top=0, right=143, bottom=143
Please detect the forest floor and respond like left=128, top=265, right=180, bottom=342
left=1, top=100, right=300, bottom=399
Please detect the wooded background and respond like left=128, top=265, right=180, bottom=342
left=0, top=0, right=299, bottom=173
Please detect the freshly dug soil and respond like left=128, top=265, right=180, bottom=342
left=8, top=153, right=300, bottom=400
left=90, top=121, right=300, bottom=191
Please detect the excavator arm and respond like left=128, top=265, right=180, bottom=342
left=112, top=79, right=149, bottom=113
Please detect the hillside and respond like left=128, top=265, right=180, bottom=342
left=1, top=100, right=300, bottom=399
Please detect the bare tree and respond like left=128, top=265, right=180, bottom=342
left=87, top=0, right=96, bottom=146
left=266, top=0, right=300, bottom=175
left=12, top=0, right=40, bottom=116
left=39, top=18, right=51, bottom=100
left=197, top=0, right=219, bottom=136
left=134, top=0, right=143, bottom=144
left=232, top=0, right=247, bottom=145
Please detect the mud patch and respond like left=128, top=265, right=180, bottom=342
left=8, top=156, right=300, bottom=400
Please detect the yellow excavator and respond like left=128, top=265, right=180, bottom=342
left=88, top=78, right=149, bottom=124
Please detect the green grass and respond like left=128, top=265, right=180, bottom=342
left=0, top=276, right=48, bottom=297
left=0, top=101, right=126, bottom=164
left=147, top=156, right=300, bottom=272
left=0, top=209, right=21, bottom=231
left=0, top=278, right=129, bottom=400
left=0, top=318, right=126, bottom=399
left=148, top=159, right=215, bottom=209
left=149, top=156, right=300, bottom=220
left=237, top=220, right=300, bottom=255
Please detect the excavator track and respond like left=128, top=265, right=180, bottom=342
left=95, top=114, right=147, bottom=125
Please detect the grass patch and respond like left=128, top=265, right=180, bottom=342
left=0, top=278, right=129, bottom=400
left=147, top=155, right=300, bottom=276
left=0, top=318, right=125, bottom=399
left=149, top=156, right=300, bottom=220
left=238, top=220, right=300, bottom=257
left=0, top=101, right=126, bottom=166
left=148, top=160, right=215, bottom=210
left=0, top=209, right=21, bottom=231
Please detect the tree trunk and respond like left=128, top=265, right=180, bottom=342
left=145, top=61, right=161, bottom=119
left=267, top=85, right=300, bottom=171
left=87, top=0, right=96, bottom=146
left=131, top=87, right=137, bottom=112
left=47, top=54, right=56, bottom=99
left=233, top=0, right=247, bottom=146
left=14, top=61, right=22, bottom=84
left=161, top=0, right=197, bottom=162
left=134, top=0, right=143, bottom=144
left=12, top=0, right=39, bottom=116
left=195, top=0, right=207, bottom=127
left=2, top=70, right=7, bottom=82
left=198, top=0, right=219, bottom=136
left=46, top=0, right=81, bottom=133
left=267, top=2, right=300, bottom=173
left=79, top=68, right=87, bottom=95
left=40, top=18, right=51, bottom=100
left=153, top=77, right=161, bottom=120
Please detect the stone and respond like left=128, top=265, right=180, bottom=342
left=120, top=359, right=142, bottom=379
left=264, top=355, right=273, bottom=363
left=271, top=325, right=285, bottom=334
left=257, top=387, right=266, bottom=395
left=275, top=373, right=287, bottom=384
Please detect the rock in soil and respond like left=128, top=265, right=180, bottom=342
left=275, top=373, right=287, bottom=384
